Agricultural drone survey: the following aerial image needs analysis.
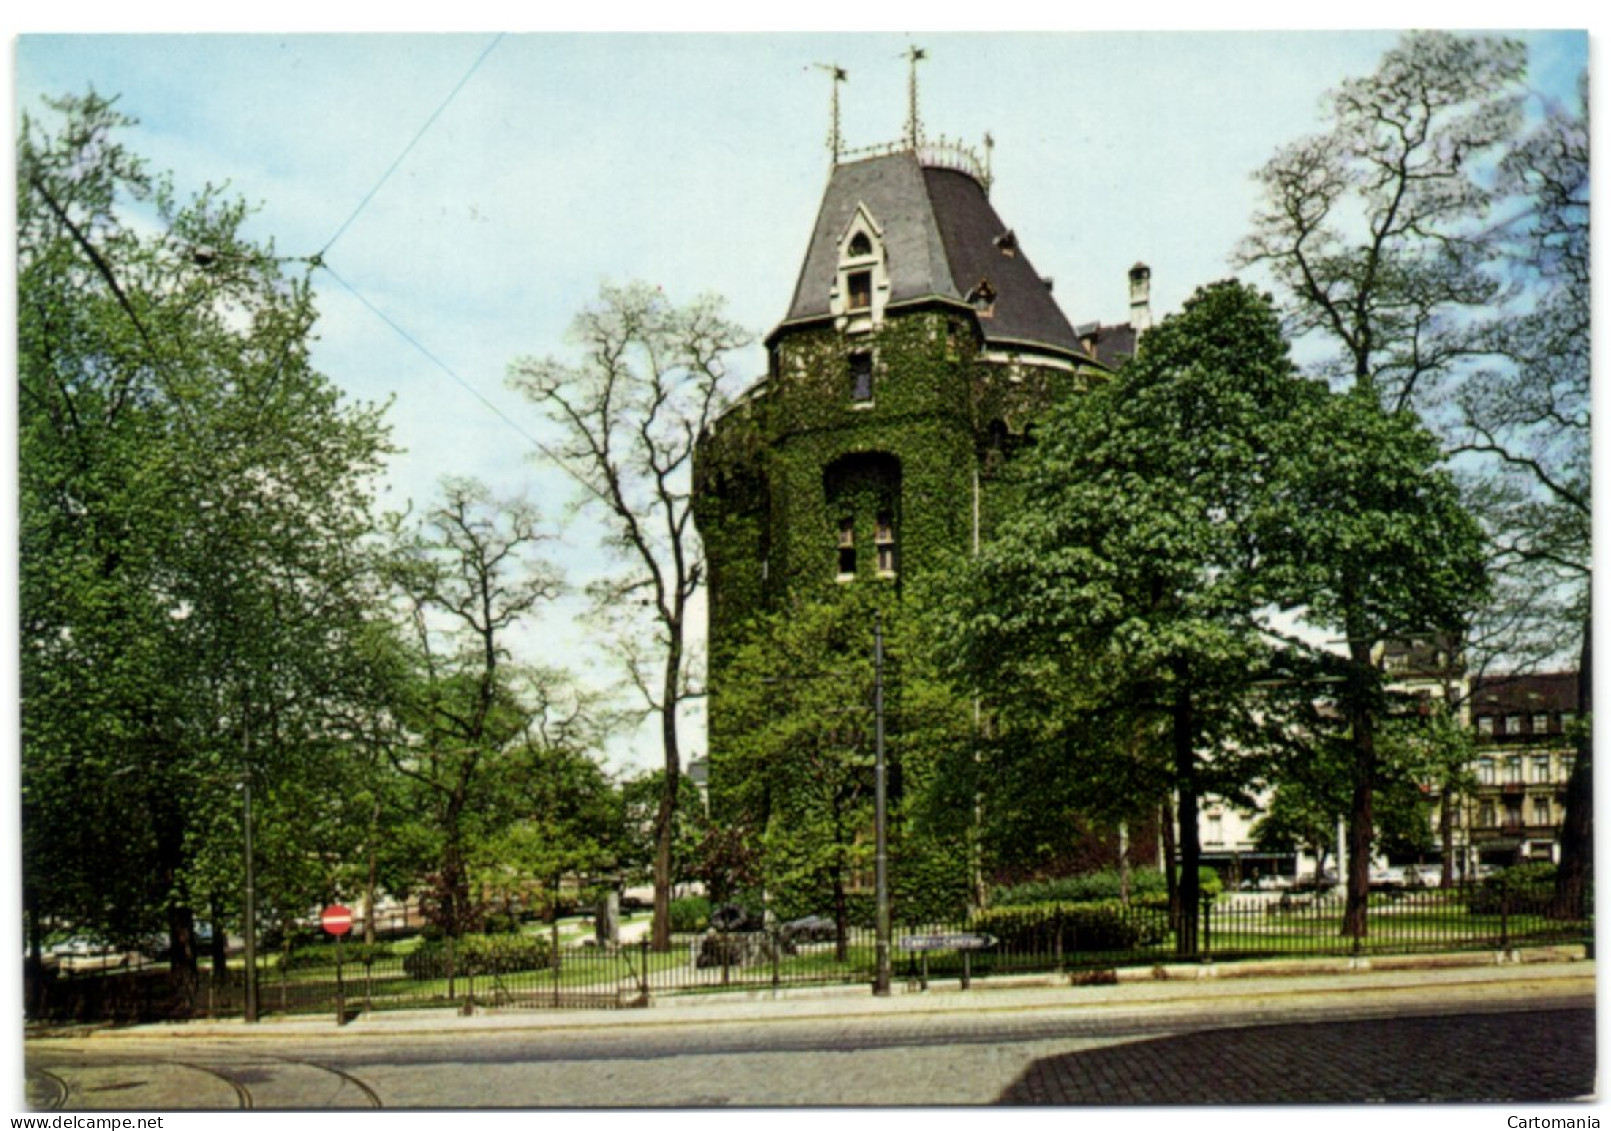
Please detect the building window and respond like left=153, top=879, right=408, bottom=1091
left=1532, top=713, right=1551, bottom=735
left=1560, top=754, right=1576, bottom=778
left=1508, top=715, right=1525, bottom=736
left=1477, top=758, right=1496, bottom=785
left=849, top=351, right=874, bottom=402
left=847, top=270, right=873, bottom=311
left=837, top=518, right=856, bottom=579
left=1504, top=756, right=1523, bottom=784
left=875, top=510, right=896, bottom=576
left=1531, top=755, right=1552, bottom=784
left=1206, top=813, right=1223, bottom=845
left=1533, top=796, right=1552, bottom=826
left=1478, top=802, right=1496, bottom=829
left=1504, top=804, right=1523, bottom=829
left=1561, top=711, right=1576, bottom=729
left=1477, top=716, right=1495, bottom=737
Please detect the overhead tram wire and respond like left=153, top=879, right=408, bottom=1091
left=321, top=265, right=607, bottom=505
left=286, top=32, right=612, bottom=505
left=317, top=33, right=506, bottom=261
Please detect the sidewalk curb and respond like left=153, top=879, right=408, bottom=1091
left=26, top=946, right=1591, bottom=1043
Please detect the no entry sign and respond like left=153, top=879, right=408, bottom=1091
left=321, top=904, right=354, bottom=936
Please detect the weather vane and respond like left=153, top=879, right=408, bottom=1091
left=811, top=63, right=848, bottom=163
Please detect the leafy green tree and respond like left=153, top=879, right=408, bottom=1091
left=19, top=92, right=392, bottom=978
left=931, top=282, right=1314, bottom=952
left=1261, top=387, right=1488, bottom=934
left=617, top=770, right=708, bottom=894
left=381, top=479, right=570, bottom=938
left=508, top=282, right=750, bottom=949
left=1239, top=31, right=1581, bottom=922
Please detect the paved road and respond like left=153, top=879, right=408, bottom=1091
left=25, top=965, right=1597, bottom=1108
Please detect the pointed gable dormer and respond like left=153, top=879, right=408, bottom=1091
left=831, top=205, right=890, bottom=334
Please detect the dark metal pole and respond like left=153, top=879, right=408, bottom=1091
left=242, top=765, right=259, bottom=1023
left=873, top=613, right=891, bottom=996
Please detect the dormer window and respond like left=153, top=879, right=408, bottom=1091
left=835, top=205, right=889, bottom=333
left=993, top=229, right=1018, bottom=256
left=847, top=270, right=873, bottom=311
left=968, top=278, right=997, bottom=317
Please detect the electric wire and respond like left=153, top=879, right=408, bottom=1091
left=321, top=264, right=606, bottom=504
left=318, top=33, right=506, bottom=258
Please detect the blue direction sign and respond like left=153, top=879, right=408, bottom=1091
left=899, top=933, right=996, bottom=951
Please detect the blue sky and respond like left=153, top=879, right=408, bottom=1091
left=11, top=27, right=1592, bottom=774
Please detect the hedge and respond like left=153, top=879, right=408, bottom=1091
left=992, top=867, right=1222, bottom=908
left=278, top=941, right=395, bottom=971
left=402, top=934, right=554, bottom=980
left=969, top=900, right=1169, bottom=953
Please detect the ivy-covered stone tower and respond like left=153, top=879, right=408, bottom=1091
left=695, top=139, right=1117, bottom=673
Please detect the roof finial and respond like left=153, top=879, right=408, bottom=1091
left=811, top=63, right=848, bottom=164
left=983, top=131, right=995, bottom=195
left=904, top=45, right=927, bottom=149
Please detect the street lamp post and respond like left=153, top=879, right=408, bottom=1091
left=242, top=716, right=259, bottom=1023
left=873, top=613, right=891, bottom=996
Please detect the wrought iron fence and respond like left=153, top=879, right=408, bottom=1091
left=25, top=883, right=1591, bottom=1024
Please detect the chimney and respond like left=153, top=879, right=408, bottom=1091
left=1128, top=262, right=1153, bottom=335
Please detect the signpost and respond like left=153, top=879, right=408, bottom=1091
left=898, top=933, right=997, bottom=991
left=321, top=904, right=353, bottom=1024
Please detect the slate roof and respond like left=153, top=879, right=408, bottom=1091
left=777, top=151, right=1084, bottom=360
left=1470, top=672, right=1580, bottom=716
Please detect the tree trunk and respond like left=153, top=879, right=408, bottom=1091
left=652, top=632, right=683, bottom=951
left=1439, top=787, right=1455, bottom=889
left=208, top=895, right=228, bottom=982
left=1160, top=798, right=1179, bottom=933
left=1342, top=640, right=1377, bottom=940
left=1173, top=677, right=1201, bottom=957
left=1118, top=820, right=1131, bottom=908
left=1552, top=607, right=1592, bottom=919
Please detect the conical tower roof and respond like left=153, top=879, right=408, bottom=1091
left=772, top=149, right=1083, bottom=361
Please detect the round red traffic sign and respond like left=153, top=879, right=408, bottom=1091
left=321, top=904, right=354, bottom=936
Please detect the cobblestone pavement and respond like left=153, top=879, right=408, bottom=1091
left=23, top=964, right=1597, bottom=1108
left=999, top=1007, right=1597, bottom=1104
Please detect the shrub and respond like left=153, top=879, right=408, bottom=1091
left=401, top=934, right=553, bottom=980
left=481, top=912, right=522, bottom=936
left=278, top=941, right=395, bottom=972
left=669, top=896, right=711, bottom=934
left=993, top=867, right=1221, bottom=907
left=1466, top=862, right=1560, bottom=915
left=969, top=900, right=1168, bottom=953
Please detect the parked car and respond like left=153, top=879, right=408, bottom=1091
left=779, top=915, right=837, bottom=944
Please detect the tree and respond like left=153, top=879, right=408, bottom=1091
left=381, top=479, right=571, bottom=938
left=1261, top=386, right=1488, bottom=935
left=19, top=92, right=392, bottom=979
left=931, top=282, right=1313, bottom=952
left=1238, top=31, right=1527, bottom=413
left=1449, top=81, right=1590, bottom=917
left=508, top=282, right=750, bottom=949
left=1236, top=32, right=1541, bottom=936
left=617, top=770, right=708, bottom=895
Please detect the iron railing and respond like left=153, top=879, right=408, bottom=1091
left=25, top=884, right=1591, bottom=1024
